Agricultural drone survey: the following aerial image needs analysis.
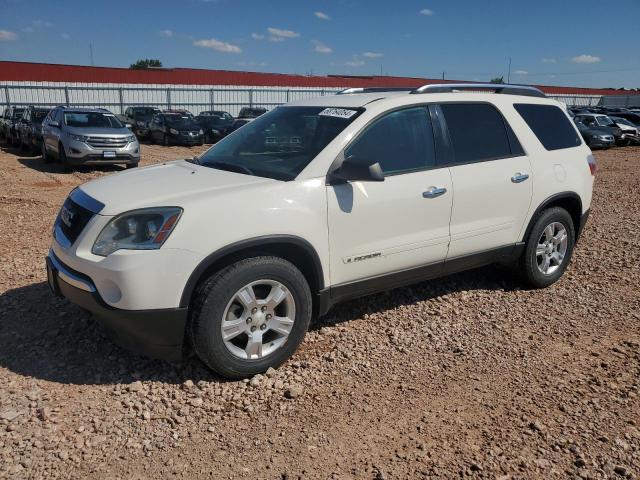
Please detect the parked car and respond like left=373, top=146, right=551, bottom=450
left=575, top=121, right=615, bottom=149
left=226, top=118, right=254, bottom=134
left=573, top=114, right=624, bottom=145
left=16, top=106, right=51, bottom=153
left=41, top=107, right=140, bottom=171
left=163, top=109, right=193, bottom=118
left=119, top=107, right=161, bottom=139
left=195, top=112, right=234, bottom=143
left=237, top=107, right=267, bottom=119
left=148, top=113, right=204, bottom=146
left=607, top=111, right=640, bottom=127
left=609, top=116, right=640, bottom=145
left=0, top=106, right=25, bottom=146
left=45, top=84, right=594, bottom=378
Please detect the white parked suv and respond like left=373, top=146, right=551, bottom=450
left=46, top=84, right=595, bottom=378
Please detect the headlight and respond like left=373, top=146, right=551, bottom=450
left=211, top=129, right=220, bottom=135
left=125, top=134, right=137, bottom=143
left=92, top=207, right=183, bottom=257
left=68, top=133, right=89, bottom=142
left=597, top=135, right=611, bottom=140
left=199, top=129, right=204, bottom=135
left=136, top=121, right=146, bottom=127
left=169, top=128, right=179, bottom=135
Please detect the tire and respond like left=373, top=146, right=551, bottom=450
left=58, top=142, right=72, bottom=173
left=521, top=207, right=575, bottom=288
left=41, top=142, right=53, bottom=163
left=190, top=256, right=312, bottom=379
left=125, top=162, right=139, bottom=169
left=163, top=134, right=170, bottom=146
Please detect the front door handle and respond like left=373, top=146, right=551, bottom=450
left=423, top=186, right=447, bottom=198
left=511, top=172, right=530, bottom=183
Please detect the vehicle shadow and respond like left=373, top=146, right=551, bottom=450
left=0, top=265, right=522, bottom=386
left=16, top=156, right=126, bottom=175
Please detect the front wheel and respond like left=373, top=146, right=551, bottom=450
left=190, top=256, right=312, bottom=379
left=58, top=143, right=72, bottom=173
left=521, top=207, right=575, bottom=288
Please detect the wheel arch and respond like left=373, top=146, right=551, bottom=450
left=179, top=235, right=325, bottom=309
left=522, top=191, right=583, bottom=243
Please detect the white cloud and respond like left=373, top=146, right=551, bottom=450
left=0, top=30, right=17, bottom=41
left=513, top=70, right=528, bottom=75
left=314, top=11, right=330, bottom=20
left=345, top=57, right=365, bottom=67
left=571, top=54, right=601, bottom=64
left=251, top=32, right=265, bottom=40
left=267, top=27, right=300, bottom=42
left=420, top=8, right=434, bottom=15
left=193, top=38, right=242, bottom=53
left=21, top=26, right=34, bottom=33
left=61, top=33, right=70, bottom=40
left=363, top=51, right=383, bottom=58
left=159, top=29, right=173, bottom=38
left=542, top=58, right=556, bottom=64
left=313, top=40, right=332, bottom=54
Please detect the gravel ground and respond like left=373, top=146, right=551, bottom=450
left=0, top=141, right=638, bottom=479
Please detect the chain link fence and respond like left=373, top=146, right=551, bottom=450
left=0, top=84, right=603, bottom=116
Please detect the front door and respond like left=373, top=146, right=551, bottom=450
left=327, top=106, right=452, bottom=289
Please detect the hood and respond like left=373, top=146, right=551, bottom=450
left=66, top=126, right=132, bottom=137
left=78, top=160, right=273, bottom=215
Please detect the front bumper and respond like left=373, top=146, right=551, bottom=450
left=46, top=251, right=188, bottom=360
left=170, top=134, right=204, bottom=145
left=65, top=138, right=140, bottom=165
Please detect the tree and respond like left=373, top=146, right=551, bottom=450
left=130, top=59, right=163, bottom=69
left=490, top=76, right=505, bottom=84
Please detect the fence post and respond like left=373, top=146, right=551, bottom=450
left=3, top=86, right=9, bottom=108
left=249, top=89, right=253, bottom=108
left=167, top=88, right=171, bottom=110
left=64, top=86, right=70, bottom=107
left=210, top=89, right=214, bottom=110
left=118, top=88, right=124, bottom=114
left=286, top=89, right=290, bottom=102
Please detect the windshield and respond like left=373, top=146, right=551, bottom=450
left=197, top=106, right=362, bottom=181
left=64, top=111, right=124, bottom=128
left=32, top=110, right=50, bottom=122
left=132, top=107, right=160, bottom=118
left=165, top=115, right=198, bottom=128
left=596, top=116, right=615, bottom=127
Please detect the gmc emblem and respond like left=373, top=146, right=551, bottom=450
left=60, top=206, right=75, bottom=228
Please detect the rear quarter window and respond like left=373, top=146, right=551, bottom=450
left=514, top=104, right=582, bottom=150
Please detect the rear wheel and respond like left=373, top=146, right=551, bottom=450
left=163, top=134, right=170, bottom=146
left=190, top=256, right=312, bottom=379
left=521, top=207, right=575, bottom=288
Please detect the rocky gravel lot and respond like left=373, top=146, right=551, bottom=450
left=0, top=141, right=638, bottom=479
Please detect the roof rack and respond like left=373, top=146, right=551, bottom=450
left=411, top=83, right=546, bottom=98
left=336, top=87, right=413, bottom=95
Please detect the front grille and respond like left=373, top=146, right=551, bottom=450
left=86, top=136, right=128, bottom=149
left=55, top=197, right=94, bottom=245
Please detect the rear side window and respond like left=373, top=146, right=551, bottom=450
left=346, top=107, right=436, bottom=175
left=440, top=103, right=520, bottom=164
left=514, top=104, right=581, bottom=150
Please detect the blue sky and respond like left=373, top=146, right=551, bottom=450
left=0, top=0, right=638, bottom=89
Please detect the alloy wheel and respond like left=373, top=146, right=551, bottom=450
left=536, top=222, right=568, bottom=275
left=220, top=280, right=295, bottom=360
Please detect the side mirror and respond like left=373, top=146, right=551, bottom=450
left=125, top=123, right=133, bottom=129
left=329, top=156, right=385, bottom=184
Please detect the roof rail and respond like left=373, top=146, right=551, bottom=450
left=337, top=87, right=413, bottom=95
left=411, top=83, right=546, bottom=98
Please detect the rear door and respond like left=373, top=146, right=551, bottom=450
left=327, top=106, right=452, bottom=289
left=438, top=102, right=532, bottom=258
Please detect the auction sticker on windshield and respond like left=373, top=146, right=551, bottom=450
left=318, top=108, right=358, bottom=119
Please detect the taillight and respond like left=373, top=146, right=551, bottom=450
left=587, top=154, right=596, bottom=176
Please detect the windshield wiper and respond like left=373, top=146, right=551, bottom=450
left=207, top=161, right=255, bottom=176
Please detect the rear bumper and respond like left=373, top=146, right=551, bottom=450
left=577, top=209, right=590, bottom=242
left=46, top=251, right=188, bottom=361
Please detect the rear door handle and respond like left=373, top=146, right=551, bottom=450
left=511, top=172, right=529, bottom=183
left=423, top=186, right=447, bottom=198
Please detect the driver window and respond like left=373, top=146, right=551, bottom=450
left=345, top=107, right=436, bottom=175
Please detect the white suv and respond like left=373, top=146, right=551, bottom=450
left=46, top=84, right=595, bottom=378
